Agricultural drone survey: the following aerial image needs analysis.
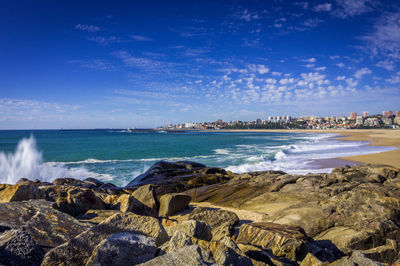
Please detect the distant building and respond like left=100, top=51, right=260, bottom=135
left=355, top=116, right=364, bottom=125
left=365, top=117, right=380, bottom=127
left=382, top=111, right=394, bottom=117
left=382, top=117, right=393, bottom=125
left=349, top=112, right=357, bottom=120
left=396, top=111, right=400, bottom=117
left=363, top=111, right=369, bottom=118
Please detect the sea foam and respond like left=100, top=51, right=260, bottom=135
left=0, top=136, right=98, bottom=184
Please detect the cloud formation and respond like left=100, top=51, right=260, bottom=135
left=75, top=24, right=100, bottom=32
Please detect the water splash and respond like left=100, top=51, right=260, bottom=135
left=0, top=136, right=90, bottom=184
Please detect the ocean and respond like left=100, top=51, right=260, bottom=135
left=0, top=130, right=395, bottom=186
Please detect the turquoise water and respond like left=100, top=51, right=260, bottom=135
left=0, top=130, right=396, bottom=186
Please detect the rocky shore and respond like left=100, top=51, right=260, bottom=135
left=1, top=161, right=400, bottom=265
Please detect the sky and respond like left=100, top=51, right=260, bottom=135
left=0, top=0, right=399, bottom=129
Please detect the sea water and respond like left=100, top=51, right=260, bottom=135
left=0, top=130, right=396, bottom=186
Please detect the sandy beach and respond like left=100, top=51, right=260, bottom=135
left=210, top=129, right=400, bottom=168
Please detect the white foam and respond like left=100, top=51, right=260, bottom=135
left=226, top=134, right=397, bottom=175
left=0, top=136, right=108, bottom=184
left=214, top=149, right=230, bottom=155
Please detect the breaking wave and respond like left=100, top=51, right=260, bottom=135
left=0, top=136, right=104, bottom=184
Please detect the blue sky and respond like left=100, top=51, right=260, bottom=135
left=0, top=0, right=399, bottom=129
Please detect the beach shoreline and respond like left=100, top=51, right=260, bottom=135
left=195, top=129, right=400, bottom=168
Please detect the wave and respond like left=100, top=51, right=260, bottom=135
left=0, top=136, right=113, bottom=184
left=226, top=136, right=396, bottom=175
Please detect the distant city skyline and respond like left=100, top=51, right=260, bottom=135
left=1, top=0, right=400, bottom=129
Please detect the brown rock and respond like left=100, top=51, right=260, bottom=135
left=0, top=184, right=41, bottom=203
left=55, top=188, right=104, bottom=216
left=236, top=222, right=307, bottom=261
left=41, top=213, right=168, bottom=265
left=0, top=199, right=91, bottom=248
left=188, top=207, right=239, bottom=241
left=159, top=193, right=191, bottom=217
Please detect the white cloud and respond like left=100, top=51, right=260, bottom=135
left=315, top=66, right=327, bottom=71
left=362, top=11, right=400, bottom=61
left=75, top=24, right=100, bottom=32
left=237, top=9, right=260, bottom=22
left=313, top=3, right=332, bottom=12
left=279, top=78, right=295, bottom=85
left=87, top=36, right=121, bottom=45
left=376, top=60, right=395, bottom=71
left=336, top=76, right=346, bottom=80
left=69, top=59, right=114, bottom=70
left=336, top=62, right=345, bottom=68
left=303, top=57, right=317, bottom=63
left=272, top=72, right=282, bottom=76
left=303, top=18, right=324, bottom=28
left=386, top=72, right=400, bottom=84
left=131, top=35, right=153, bottom=41
left=354, top=67, right=372, bottom=79
left=248, top=64, right=269, bottom=74
left=330, top=55, right=340, bottom=60
left=295, top=1, right=309, bottom=9
left=334, top=0, right=374, bottom=18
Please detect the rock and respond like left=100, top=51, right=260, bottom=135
left=0, top=184, right=41, bottom=203
left=237, top=243, right=293, bottom=266
left=188, top=207, right=239, bottom=241
left=236, top=222, right=308, bottom=261
left=330, top=250, right=384, bottom=266
left=358, top=239, right=398, bottom=264
left=130, top=184, right=158, bottom=216
left=126, top=161, right=188, bottom=187
left=139, top=245, right=215, bottom=265
left=300, top=253, right=328, bottom=266
left=55, top=188, right=104, bottom=216
left=42, top=212, right=168, bottom=265
left=165, top=220, right=212, bottom=241
left=115, top=194, right=135, bottom=212
left=159, top=193, right=191, bottom=217
left=0, top=200, right=91, bottom=248
left=52, top=178, right=84, bottom=186
left=160, top=230, right=193, bottom=253
left=0, top=229, right=45, bottom=266
left=76, top=209, right=124, bottom=225
left=314, top=226, right=372, bottom=255
left=82, top=178, right=104, bottom=188
left=86, top=232, right=157, bottom=265
left=213, top=237, right=253, bottom=266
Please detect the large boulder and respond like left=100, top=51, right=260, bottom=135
left=0, top=184, right=41, bottom=203
left=160, top=230, right=193, bottom=253
left=76, top=209, right=124, bottom=225
left=55, top=188, right=104, bottom=216
left=42, top=213, right=168, bottom=265
left=236, top=222, right=308, bottom=261
left=165, top=220, right=212, bottom=241
left=86, top=232, right=157, bottom=265
left=0, top=200, right=91, bottom=248
left=159, top=193, right=191, bottom=217
left=188, top=207, right=239, bottom=241
left=330, top=250, right=384, bottom=266
left=0, top=229, right=45, bottom=266
left=139, top=245, right=215, bottom=265
left=130, top=184, right=158, bottom=216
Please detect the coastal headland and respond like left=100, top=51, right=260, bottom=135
left=1, top=159, right=400, bottom=265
